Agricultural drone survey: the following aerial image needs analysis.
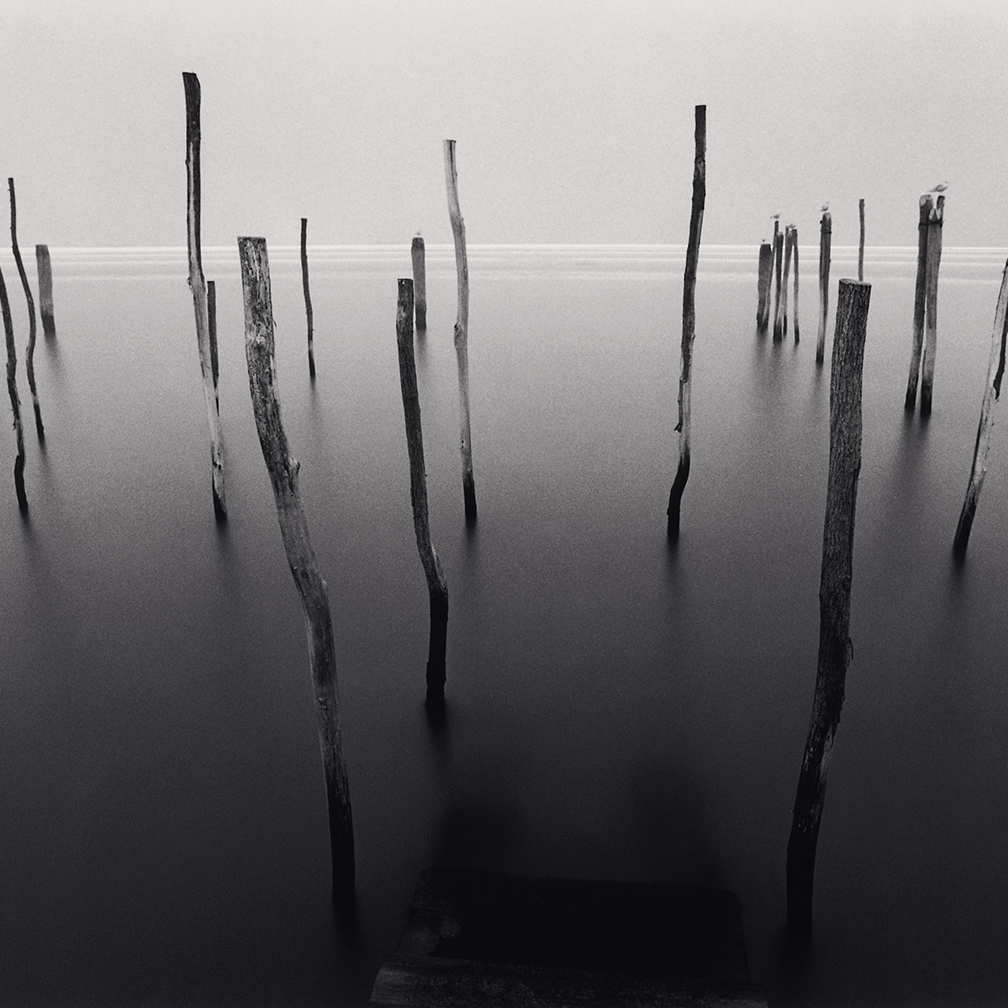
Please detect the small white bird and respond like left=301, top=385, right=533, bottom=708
left=771, top=213, right=781, bottom=219
left=821, top=203, right=829, bottom=213
left=931, top=181, right=948, bottom=193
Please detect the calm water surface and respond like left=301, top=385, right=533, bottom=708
left=2, top=244, right=1007, bottom=1006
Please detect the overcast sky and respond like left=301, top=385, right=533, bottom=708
left=1, top=0, right=1006, bottom=249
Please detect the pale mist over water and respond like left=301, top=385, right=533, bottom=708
left=2, top=244, right=1008, bottom=1006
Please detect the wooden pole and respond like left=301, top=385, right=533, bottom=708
left=35, top=244, right=55, bottom=339
left=411, top=235, right=427, bottom=331
left=207, top=279, right=219, bottom=415
left=9, top=179, right=43, bottom=441
left=920, top=194, right=944, bottom=418
left=443, top=140, right=477, bottom=523
left=395, top=278, right=450, bottom=706
left=858, top=198, right=865, bottom=282
left=905, top=194, right=932, bottom=411
left=791, top=225, right=800, bottom=343
left=816, top=212, right=831, bottom=365
left=953, top=259, right=1008, bottom=557
left=780, top=225, right=793, bottom=338
left=0, top=265, right=27, bottom=512
left=786, top=278, right=871, bottom=935
left=772, top=230, right=785, bottom=341
left=666, top=104, right=706, bottom=540
left=238, top=235, right=355, bottom=900
left=183, top=72, right=226, bottom=522
left=301, top=217, right=316, bottom=380
left=756, top=241, right=773, bottom=332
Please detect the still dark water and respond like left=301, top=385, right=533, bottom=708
left=2, top=244, right=1008, bottom=1006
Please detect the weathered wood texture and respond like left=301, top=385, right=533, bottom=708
left=300, top=217, right=316, bottom=379
left=771, top=230, right=784, bottom=341
left=238, top=235, right=355, bottom=899
left=816, top=212, right=831, bottom=365
left=183, top=72, right=226, bottom=521
left=35, top=244, right=55, bottom=339
left=207, top=279, right=219, bottom=414
left=787, top=279, right=871, bottom=934
left=920, top=194, right=944, bottom=417
left=667, top=104, right=705, bottom=539
left=9, top=179, right=43, bottom=441
left=791, top=225, right=800, bottom=342
left=444, top=139, right=477, bottom=523
left=0, top=264, right=27, bottom=512
left=953, top=258, right=1008, bottom=556
left=756, top=241, right=773, bottom=332
left=905, top=194, right=932, bottom=410
left=395, top=278, right=449, bottom=706
left=779, top=225, right=793, bottom=338
left=411, top=236, right=427, bottom=331
left=858, top=198, right=865, bottom=282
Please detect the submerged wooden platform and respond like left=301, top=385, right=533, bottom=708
left=369, top=867, right=767, bottom=1007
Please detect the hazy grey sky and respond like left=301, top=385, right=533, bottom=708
left=2, top=0, right=1006, bottom=249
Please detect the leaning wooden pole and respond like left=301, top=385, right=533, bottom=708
left=411, top=235, right=427, bottom=331
left=183, top=72, right=226, bottom=521
left=35, top=245, right=56, bottom=339
left=395, top=278, right=450, bottom=706
left=444, top=140, right=477, bottom=523
left=0, top=264, right=27, bottom=512
left=300, top=217, right=316, bottom=380
left=791, top=225, right=800, bottom=343
left=207, top=279, right=219, bottom=414
left=920, top=195, right=944, bottom=418
left=9, top=179, right=43, bottom=441
left=239, top=235, right=355, bottom=899
left=786, top=278, right=871, bottom=935
left=905, top=194, right=932, bottom=411
left=772, top=229, right=785, bottom=341
left=858, top=198, right=865, bottom=282
left=816, top=212, right=831, bottom=365
left=953, top=259, right=1008, bottom=557
left=756, top=241, right=773, bottom=333
left=666, top=104, right=706, bottom=540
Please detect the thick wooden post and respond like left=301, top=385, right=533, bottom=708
left=35, top=245, right=55, bottom=339
left=444, top=140, right=477, bottom=523
left=411, top=235, right=427, bottom=331
left=238, top=236, right=355, bottom=900
left=666, top=104, right=706, bottom=539
left=816, top=212, right=831, bottom=365
left=858, top=198, right=865, bottom=282
left=183, top=72, right=226, bottom=521
left=772, top=230, right=785, bottom=341
left=953, top=259, right=1008, bottom=556
left=920, top=195, right=944, bottom=418
left=786, top=278, right=871, bottom=934
left=791, top=225, right=800, bottom=343
left=395, top=278, right=450, bottom=706
left=207, top=279, right=219, bottom=414
left=905, top=195, right=932, bottom=411
left=9, top=179, right=43, bottom=441
left=780, top=225, right=793, bottom=338
left=0, top=265, right=27, bottom=512
left=756, top=241, right=773, bottom=332
left=301, top=217, right=316, bottom=380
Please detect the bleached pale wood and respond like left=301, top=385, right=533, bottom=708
left=395, top=279, right=449, bottom=705
left=772, top=230, right=784, bottom=341
left=239, top=235, right=355, bottom=898
left=787, top=279, right=871, bottom=934
left=8, top=179, right=43, bottom=441
left=207, top=279, right=219, bottom=414
left=444, top=140, right=477, bottom=523
left=905, top=194, right=932, bottom=410
left=0, top=264, right=26, bottom=512
left=858, top=198, right=865, bottom=282
left=667, top=105, right=705, bottom=539
left=183, top=72, right=226, bottom=521
left=756, top=242, right=772, bottom=332
left=953, top=259, right=1008, bottom=556
left=411, top=236, right=427, bottom=331
left=35, top=245, right=55, bottom=339
left=920, top=194, right=944, bottom=417
left=816, top=212, right=831, bottom=365
left=791, top=225, right=800, bottom=343
left=301, top=217, right=316, bottom=380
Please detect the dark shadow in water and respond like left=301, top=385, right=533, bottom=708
left=432, top=798, right=519, bottom=872
left=771, top=923, right=815, bottom=1005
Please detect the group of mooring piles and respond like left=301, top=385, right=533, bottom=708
left=1, top=176, right=56, bottom=514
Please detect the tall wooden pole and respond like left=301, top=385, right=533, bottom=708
left=780, top=225, right=793, bottom=338
left=239, top=235, right=355, bottom=900
left=207, top=279, right=219, bottom=414
left=411, top=236, right=427, bottom=331
left=301, top=217, right=316, bottom=380
left=953, top=259, right=1008, bottom=557
left=35, top=245, right=56, bottom=339
left=395, top=278, right=449, bottom=706
left=0, top=264, right=27, bottom=512
left=786, top=278, right=871, bottom=934
left=772, top=230, right=785, bottom=341
left=183, top=72, right=226, bottom=521
left=757, top=241, right=773, bottom=333
left=791, top=225, right=800, bottom=343
left=905, top=194, right=932, bottom=411
left=8, top=179, right=43, bottom=441
left=444, top=140, right=477, bottom=523
left=858, top=198, right=865, bottom=282
left=816, top=212, right=831, bottom=366
left=666, top=104, right=706, bottom=540
left=920, top=195, right=944, bottom=418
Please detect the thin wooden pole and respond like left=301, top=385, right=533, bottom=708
left=791, top=225, right=800, bottom=343
left=786, top=278, right=871, bottom=935
left=443, top=140, right=477, bottom=523
left=395, top=278, right=449, bottom=706
left=35, top=245, right=55, bottom=339
left=207, top=279, right=219, bottom=415
left=0, top=264, right=27, bottom=512
left=183, top=71, right=226, bottom=522
left=905, top=194, right=932, bottom=411
left=772, top=230, right=785, bottom=341
left=411, top=235, right=427, bottom=331
left=953, top=259, right=1008, bottom=557
left=757, top=241, right=773, bottom=332
left=9, top=179, right=43, bottom=441
left=920, top=194, right=944, bottom=418
left=780, top=225, right=793, bottom=338
left=666, top=104, right=706, bottom=540
left=301, top=217, right=316, bottom=380
left=858, top=198, right=865, bottom=282
left=816, top=212, right=831, bottom=366
left=238, top=235, right=355, bottom=900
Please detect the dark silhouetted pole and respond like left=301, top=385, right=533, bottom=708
left=858, top=198, right=865, bottom=282
left=301, top=217, right=315, bottom=379
left=920, top=195, right=944, bottom=418
left=780, top=225, right=793, bottom=337
left=239, top=235, right=355, bottom=900
left=791, top=225, right=800, bottom=343
left=395, top=278, right=449, bottom=707
left=411, top=235, right=427, bottom=331
left=667, top=104, right=706, bottom=539
left=207, top=279, right=219, bottom=414
left=9, top=179, right=43, bottom=441
left=816, top=211, right=831, bottom=365
left=787, top=278, right=871, bottom=935
left=772, top=229, right=785, bottom=341
left=0, top=264, right=27, bottom=512
left=35, top=245, right=55, bottom=339
left=905, top=194, right=932, bottom=411
left=757, top=241, right=773, bottom=333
